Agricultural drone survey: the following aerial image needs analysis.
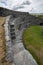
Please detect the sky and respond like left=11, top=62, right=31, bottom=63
left=0, top=0, right=43, bottom=13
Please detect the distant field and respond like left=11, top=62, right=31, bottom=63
left=38, top=15, right=43, bottom=19
left=22, top=26, right=43, bottom=65
left=32, top=14, right=43, bottom=19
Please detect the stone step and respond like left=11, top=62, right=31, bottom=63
left=10, top=28, right=15, bottom=32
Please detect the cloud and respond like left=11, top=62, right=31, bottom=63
left=0, top=0, right=43, bottom=13
left=28, top=0, right=43, bottom=13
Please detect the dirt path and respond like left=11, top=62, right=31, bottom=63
left=0, top=17, right=11, bottom=65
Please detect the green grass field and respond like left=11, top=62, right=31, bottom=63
left=22, top=26, right=43, bottom=65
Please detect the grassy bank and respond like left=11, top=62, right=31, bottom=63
left=22, top=26, right=43, bottom=65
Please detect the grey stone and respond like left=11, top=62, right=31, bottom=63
left=14, top=49, right=37, bottom=65
left=4, top=10, right=43, bottom=65
left=6, top=52, right=14, bottom=62
left=13, top=43, right=24, bottom=54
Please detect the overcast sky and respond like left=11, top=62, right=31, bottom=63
left=0, top=0, right=43, bottom=13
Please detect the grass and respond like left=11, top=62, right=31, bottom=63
left=37, top=15, right=43, bottom=19
left=31, top=14, right=43, bottom=18
left=22, top=26, right=43, bottom=65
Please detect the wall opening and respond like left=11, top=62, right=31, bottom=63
left=40, top=23, right=43, bottom=26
